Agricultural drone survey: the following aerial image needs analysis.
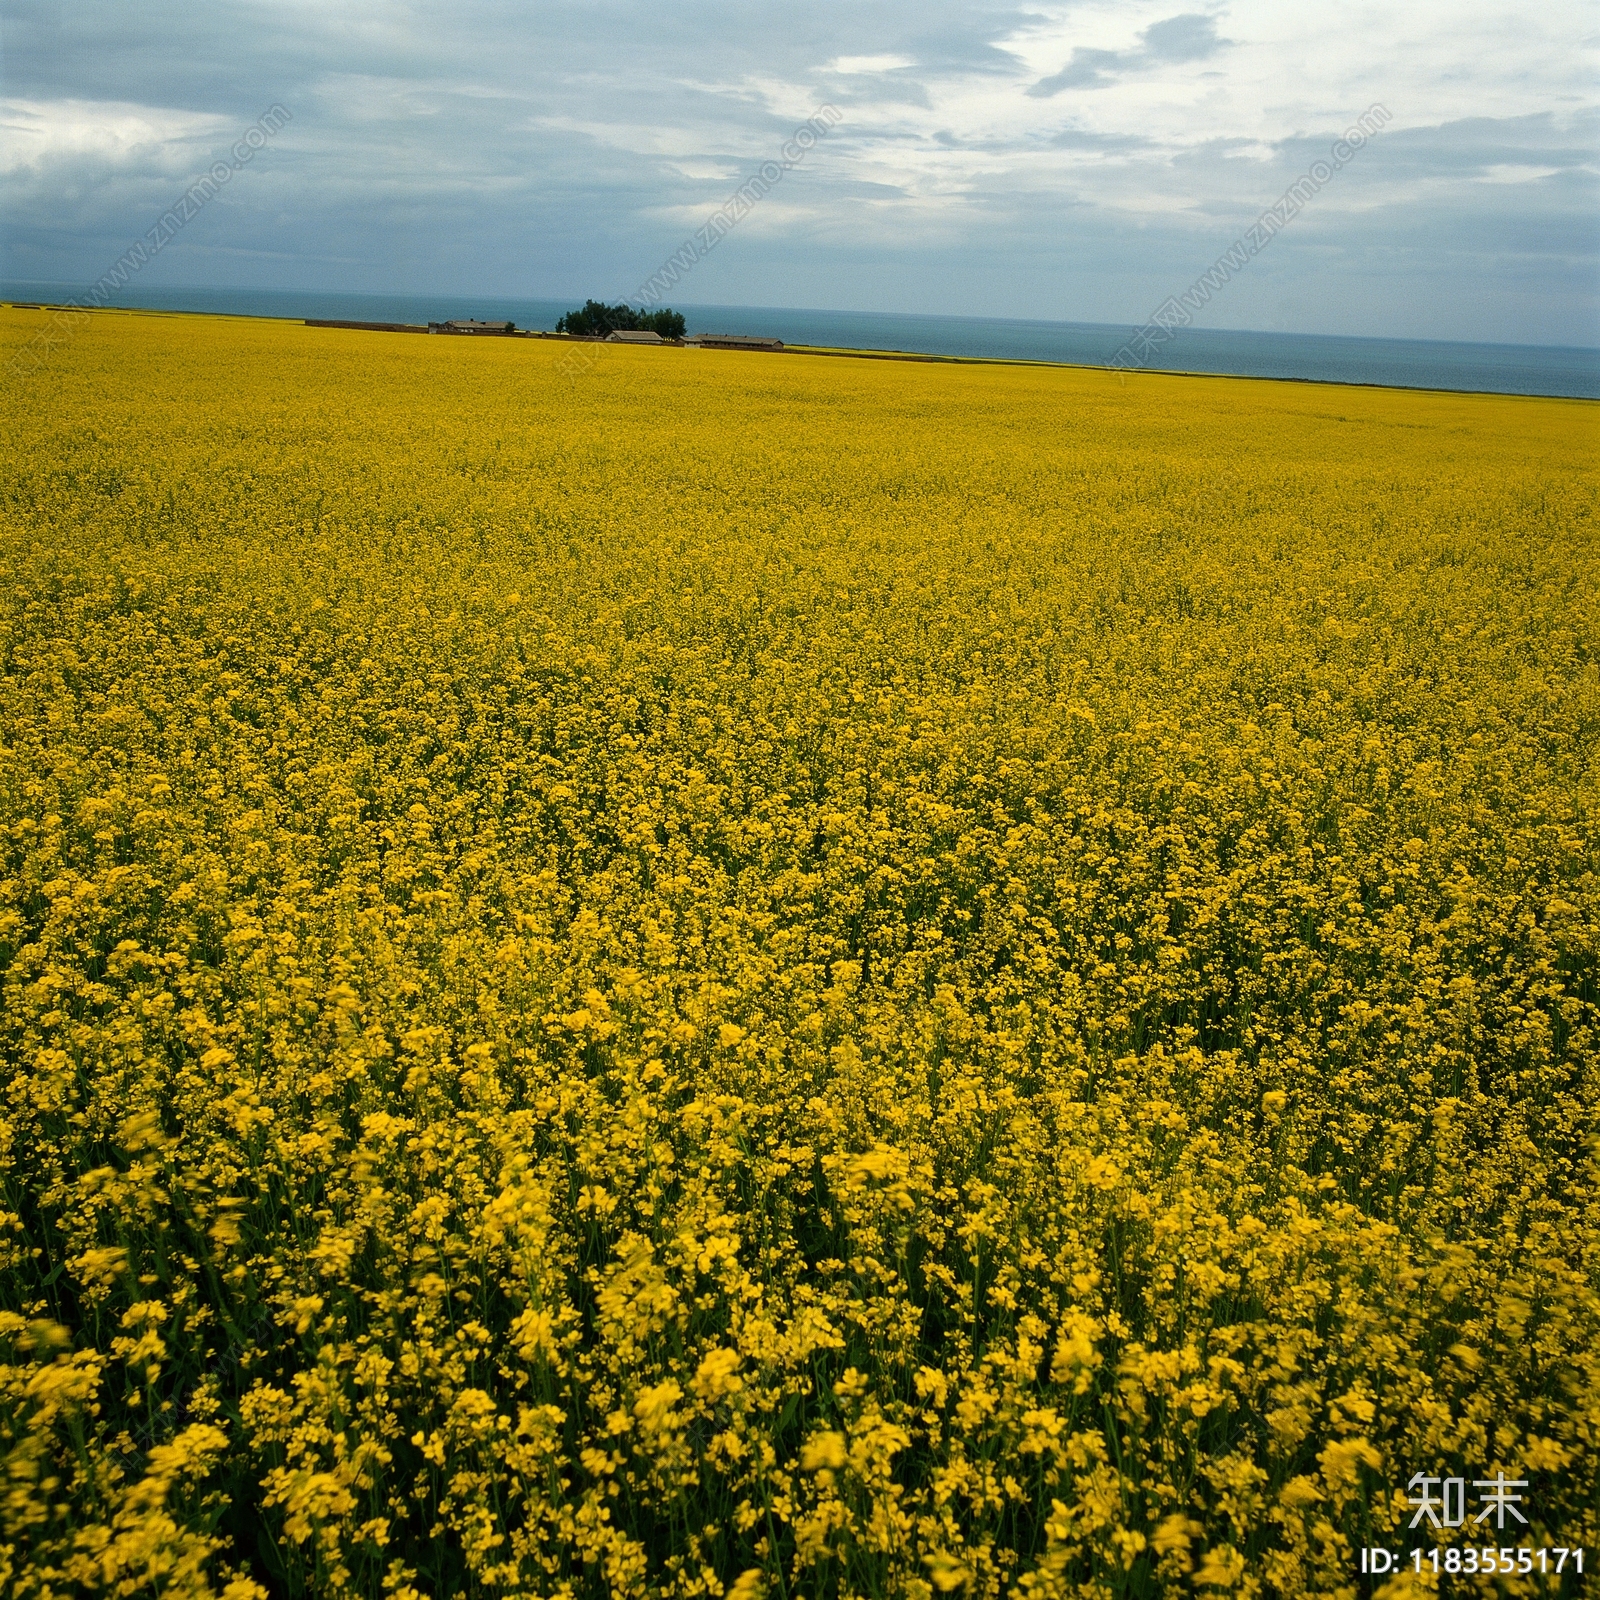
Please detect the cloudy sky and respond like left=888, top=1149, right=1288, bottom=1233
left=2, top=0, right=1596, bottom=344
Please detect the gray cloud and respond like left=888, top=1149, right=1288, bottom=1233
left=1047, top=127, right=1154, bottom=151
left=1028, top=13, right=1230, bottom=97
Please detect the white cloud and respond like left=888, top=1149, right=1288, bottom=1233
left=0, top=96, right=229, bottom=176
left=665, top=160, right=741, bottom=181
left=1476, top=163, right=1563, bottom=183
left=827, top=54, right=917, bottom=73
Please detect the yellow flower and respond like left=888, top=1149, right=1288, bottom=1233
left=799, top=1430, right=848, bottom=1472
left=923, top=1551, right=973, bottom=1591
left=3, top=303, right=1594, bottom=1599
left=693, top=1346, right=744, bottom=1401
left=633, top=1378, right=683, bottom=1434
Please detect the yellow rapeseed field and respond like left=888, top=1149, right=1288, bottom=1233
left=0, top=307, right=1596, bottom=1599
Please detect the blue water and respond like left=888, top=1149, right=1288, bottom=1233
left=6, top=279, right=1597, bottom=400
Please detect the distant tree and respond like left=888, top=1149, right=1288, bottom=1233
left=555, top=300, right=685, bottom=339
left=555, top=300, right=633, bottom=336
left=638, top=307, right=686, bottom=340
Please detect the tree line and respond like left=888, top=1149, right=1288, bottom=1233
left=554, top=300, right=686, bottom=339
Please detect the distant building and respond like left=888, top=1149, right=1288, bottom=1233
left=605, top=329, right=664, bottom=343
left=428, top=319, right=517, bottom=335
left=685, top=334, right=784, bottom=351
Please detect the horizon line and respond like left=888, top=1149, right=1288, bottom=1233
left=4, top=276, right=1599, bottom=357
